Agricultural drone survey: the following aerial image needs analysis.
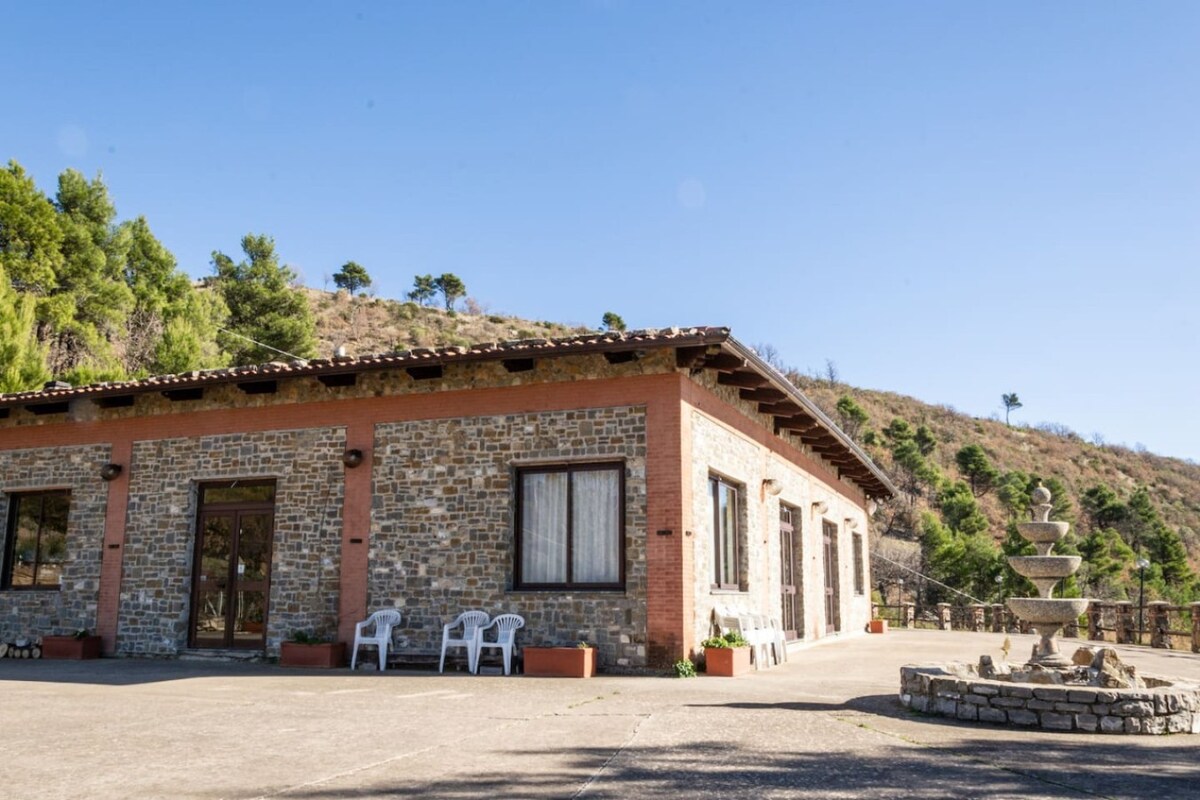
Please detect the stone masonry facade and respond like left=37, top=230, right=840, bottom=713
left=119, top=428, right=345, bottom=656
left=688, top=409, right=871, bottom=650
left=370, top=406, right=648, bottom=668
left=0, top=444, right=110, bottom=642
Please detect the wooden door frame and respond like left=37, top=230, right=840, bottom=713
left=188, top=481, right=276, bottom=650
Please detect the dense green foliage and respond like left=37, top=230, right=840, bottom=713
left=212, top=235, right=316, bottom=365
left=0, top=161, right=235, bottom=387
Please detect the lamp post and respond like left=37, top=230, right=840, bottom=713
left=1136, top=557, right=1150, bottom=645
left=896, top=578, right=905, bottom=607
left=994, top=572, right=1004, bottom=602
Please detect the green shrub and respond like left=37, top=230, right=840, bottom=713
left=673, top=658, right=697, bottom=678
left=700, top=631, right=749, bottom=649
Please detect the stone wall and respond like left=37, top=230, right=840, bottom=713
left=0, top=444, right=110, bottom=641
left=901, top=665, right=1200, bottom=735
left=370, top=406, right=647, bottom=668
left=688, top=411, right=871, bottom=650
left=119, top=428, right=345, bottom=655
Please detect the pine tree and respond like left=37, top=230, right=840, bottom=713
left=212, top=234, right=316, bottom=365
left=0, top=270, right=50, bottom=392
left=333, top=261, right=372, bottom=294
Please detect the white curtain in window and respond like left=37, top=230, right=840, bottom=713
left=522, top=472, right=567, bottom=582
left=572, top=469, right=620, bottom=583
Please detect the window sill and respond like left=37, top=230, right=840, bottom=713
left=508, top=588, right=627, bottom=595
left=709, top=588, right=749, bottom=596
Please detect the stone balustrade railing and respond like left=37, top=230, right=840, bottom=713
left=872, top=601, right=1200, bottom=653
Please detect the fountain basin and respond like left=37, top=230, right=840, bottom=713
left=900, top=663, right=1200, bottom=735
left=1008, top=555, right=1081, bottom=581
left=1007, top=597, right=1090, bottom=624
left=1015, top=520, right=1070, bottom=543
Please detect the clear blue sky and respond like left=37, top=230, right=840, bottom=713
left=4, top=2, right=1198, bottom=461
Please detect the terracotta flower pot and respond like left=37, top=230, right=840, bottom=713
left=41, top=635, right=103, bottom=660
left=280, top=641, right=345, bottom=668
left=523, top=646, right=596, bottom=677
left=704, top=646, right=751, bottom=677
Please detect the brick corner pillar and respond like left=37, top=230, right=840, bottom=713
left=96, top=439, right=132, bottom=655
left=336, top=424, right=373, bottom=646
left=644, top=376, right=692, bottom=668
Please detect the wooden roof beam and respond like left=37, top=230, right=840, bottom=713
left=716, top=371, right=770, bottom=389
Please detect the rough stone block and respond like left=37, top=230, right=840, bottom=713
left=1142, top=717, right=1166, bottom=735
left=1092, top=703, right=1110, bottom=716
left=1167, top=713, right=1192, bottom=734
left=1124, top=717, right=1142, bottom=733
left=957, top=704, right=978, bottom=721
left=978, top=707, right=1007, bottom=724
left=1067, top=689, right=1098, bottom=704
left=970, top=683, right=1000, bottom=697
left=1100, top=715, right=1125, bottom=733
left=934, top=697, right=958, bottom=716
left=1094, top=690, right=1119, bottom=703
left=1113, top=700, right=1154, bottom=718
left=1032, top=687, right=1068, bottom=702
left=992, top=697, right=1026, bottom=708
left=1054, top=702, right=1090, bottom=713
left=1075, top=713, right=1099, bottom=732
left=1008, top=709, right=1038, bottom=726
left=964, top=694, right=990, bottom=706
left=1027, top=699, right=1055, bottom=711
left=1041, top=712, right=1074, bottom=731
left=1005, top=686, right=1034, bottom=699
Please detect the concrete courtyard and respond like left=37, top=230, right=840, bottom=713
left=2, top=630, right=1198, bottom=799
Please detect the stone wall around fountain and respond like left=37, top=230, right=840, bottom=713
left=900, top=663, right=1200, bottom=735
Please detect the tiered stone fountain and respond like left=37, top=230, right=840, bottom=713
left=1005, top=485, right=1090, bottom=667
left=899, top=484, right=1200, bottom=735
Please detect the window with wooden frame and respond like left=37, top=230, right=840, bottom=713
left=710, top=475, right=742, bottom=590
left=514, top=462, right=624, bottom=590
left=852, top=531, right=865, bottom=595
left=3, top=491, right=70, bottom=590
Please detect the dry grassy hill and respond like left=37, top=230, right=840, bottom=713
left=792, top=375, right=1200, bottom=560
left=304, top=288, right=591, bottom=358
left=300, top=288, right=1200, bottom=568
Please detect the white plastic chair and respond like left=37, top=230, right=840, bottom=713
left=473, top=613, right=525, bottom=675
left=351, top=609, right=402, bottom=671
left=769, top=617, right=789, bottom=664
left=439, top=610, right=490, bottom=673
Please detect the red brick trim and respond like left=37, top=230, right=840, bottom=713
left=96, top=439, right=131, bottom=654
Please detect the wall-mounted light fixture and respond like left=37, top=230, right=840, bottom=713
left=845, top=518, right=859, bottom=530
left=867, top=500, right=878, bottom=516
left=762, top=478, right=783, bottom=497
left=342, top=449, right=364, bottom=468
left=811, top=500, right=828, bottom=515
left=99, top=463, right=123, bottom=481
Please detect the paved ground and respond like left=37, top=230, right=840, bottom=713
left=2, top=630, right=1199, bottom=799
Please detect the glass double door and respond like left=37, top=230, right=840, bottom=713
left=189, top=484, right=275, bottom=649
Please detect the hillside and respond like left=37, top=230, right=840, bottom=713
left=303, top=288, right=592, bottom=358
left=790, top=373, right=1200, bottom=605
left=792, top=376, right=1200, bottom=546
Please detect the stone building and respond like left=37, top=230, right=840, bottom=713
left=0, top=327, right=894, bottom=669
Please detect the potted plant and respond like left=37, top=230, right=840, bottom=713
left=280, top=630, right=345, bottom=668
left=702, top=631, right=751, bottom=677
left=868, top=619, right=888, bottom=634
left=41, top=628, right=103, bottom=660
left=523, top=641, right=597, bottom=678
